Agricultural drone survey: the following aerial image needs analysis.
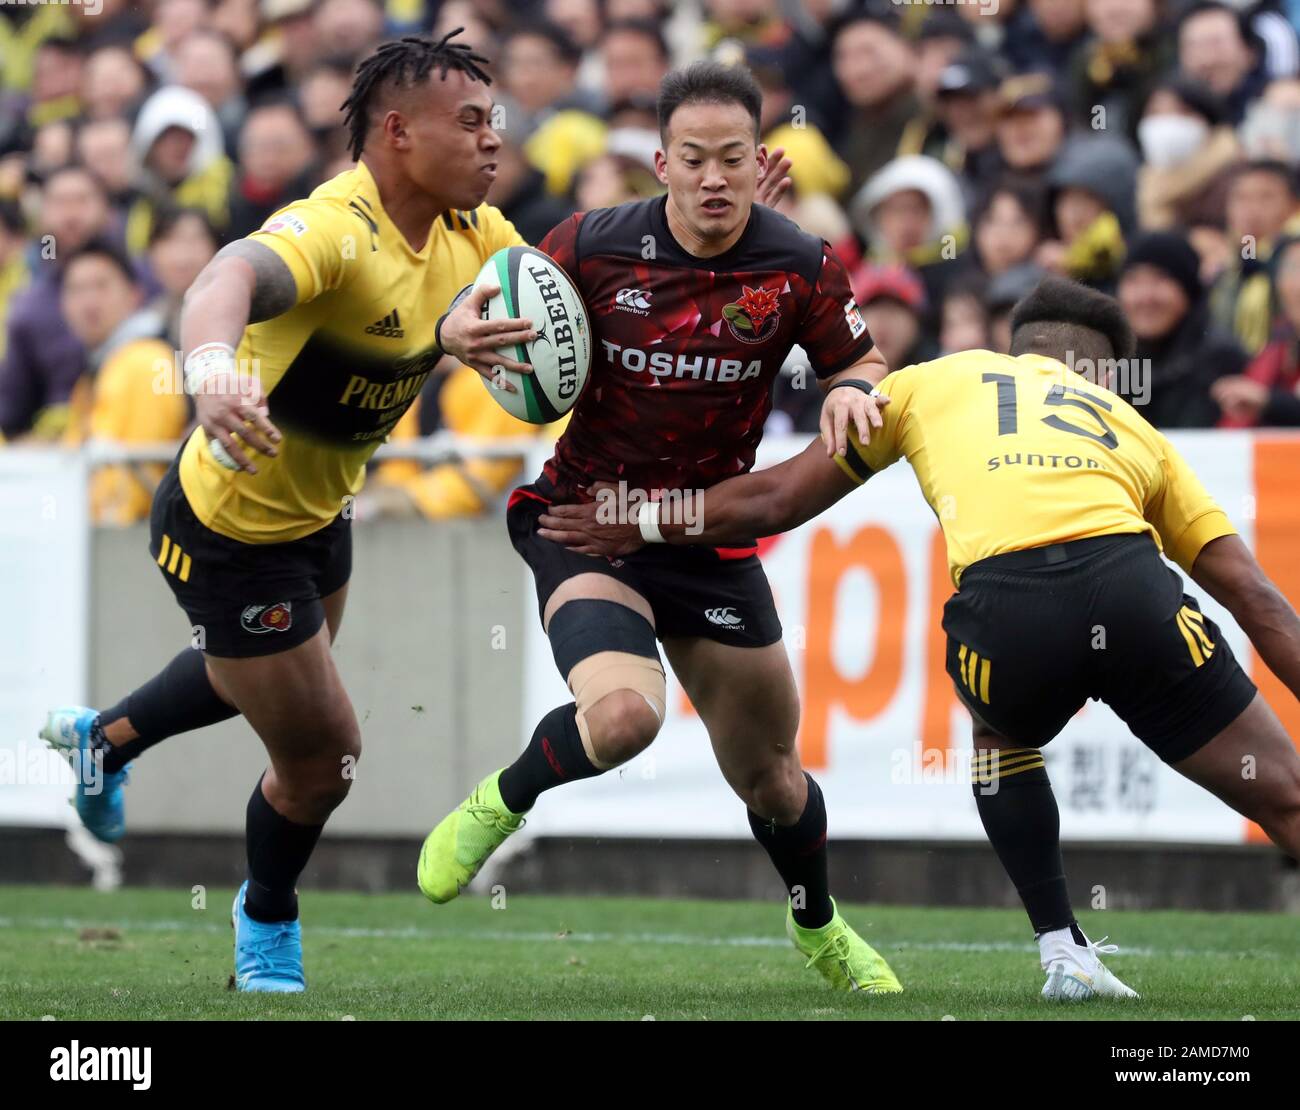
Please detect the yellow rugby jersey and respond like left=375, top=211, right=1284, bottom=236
left=178, top=160, right=525, bottom=543
left=836, top=350, right=1236, bottom=585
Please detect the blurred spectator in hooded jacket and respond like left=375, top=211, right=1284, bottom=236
left=1239, top=74, right=1300, bottom=161
left=1119, top=229, right=1248, bottom=427
left=1136, top=73, right=1242, bottom=230
left=1214, top=231, right=1300, bottom=426
left=1037, top=132, right=1139, bottom=292
left=125, top=85, right=233, bottom=255
left=851, top=155, right=968, bottom=324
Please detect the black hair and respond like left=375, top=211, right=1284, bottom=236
left=1230, top=157, right=1299, bottom=197
left=1142, top=71, right=1226, bottom=127
left=62, top=236, right=137, bottom=286
left=36, top=35, right=82, bottom=57
left=604, top=18, right=670, bottom=63
left=1009, top=276, right=1136, bottom=362
left=341, top=29, right=492, bottom=162
left=40, top=162, right=109, bottom=197
left=506, top=19, right=582, bottom=68
left=148, top=204, right=223, bottom=251
left=1179, top=1, right=1262, bottom=54
left=973, top=174, right=1049, bottom=238
left=0, top=198, right=25, bottom=236
left=657, top=60, right=762, bottom=142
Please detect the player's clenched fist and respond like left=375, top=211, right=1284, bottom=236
left=185, top=341, right=280, bottom=475
left=436, top=282, right=537, bottom=390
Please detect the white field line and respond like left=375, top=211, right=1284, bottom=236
left=0, top=915, right=1280, bottom=960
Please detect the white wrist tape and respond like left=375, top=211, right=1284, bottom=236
left=638, top=499, right=666, bottom=543
left=184, top=342, right=237, bottom=395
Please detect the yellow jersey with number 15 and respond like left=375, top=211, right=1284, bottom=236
left=835, top=350, right=1236, bottom=585
left=178, top=159, right=525, bottom=544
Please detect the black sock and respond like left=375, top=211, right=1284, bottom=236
left=244, top=775, right=324, bottom=923
left=96, top=648, right=239, bottom=774
left=972, top=748, right=1076, bottom=936
left=498, top=703, right=601, bottom=815
left=748, top=772, right=834, bottom=929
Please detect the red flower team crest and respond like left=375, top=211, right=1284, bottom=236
left=722, top=284, right=782, bottom=343
left=241, top=602, right=294, bottom=634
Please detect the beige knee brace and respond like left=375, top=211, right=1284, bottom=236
left=567, top=652, right=666, bottom=769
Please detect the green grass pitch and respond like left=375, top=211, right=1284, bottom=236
left=1, top=885, right=1297, bottom=1020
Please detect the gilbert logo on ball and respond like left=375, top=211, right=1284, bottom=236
left=475, top=246, right=591, bottom=424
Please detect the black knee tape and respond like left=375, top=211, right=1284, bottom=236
left=547, top=599, right=658, bottom=676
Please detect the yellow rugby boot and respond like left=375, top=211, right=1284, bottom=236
left=417, top=770, right=525, bottom=904
left=787, top=899, right=903, bottom=994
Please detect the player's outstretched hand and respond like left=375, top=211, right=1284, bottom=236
left=194, top=370, right=280, bottom=474
left=538, top=495, right=646, bottom=558
left=820, top=386, right=890, bottom=459
left=438, top=283, right=536, bottom=390
left=756, top=146, right=793, bottom=208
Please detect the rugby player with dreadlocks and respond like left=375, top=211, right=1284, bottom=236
left=39, top=30, right=542, bottom=991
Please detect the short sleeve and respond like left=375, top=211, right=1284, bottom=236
left=473, top=203, right=529, bottom=254
left=798, top=242, right=875, bottom=379
left=832, top=368, right=911, bottom=485
left=247, top=199, right=360, bottom=305
left=1145, top=433, right=1237, bottom=573
left=537, top=212, right=587, bottom=282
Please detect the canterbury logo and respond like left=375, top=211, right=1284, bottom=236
left=614, top=288, right=652, bottom=312
left=705, top=606, right=743, bottom=627
left=366, top=309, right=404, bottom=338
left=1176, top=604, right=1215, bottom=667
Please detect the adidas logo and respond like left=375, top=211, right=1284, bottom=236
left=366, top=309, right=404, bottom=338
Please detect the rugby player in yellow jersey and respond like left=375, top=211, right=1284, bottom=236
left=538, top=276, right=1300, bottom=1002
left=40, top=30, right=540, bottom=992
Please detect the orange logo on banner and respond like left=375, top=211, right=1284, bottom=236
left=800, top=525, right=907, bottom=767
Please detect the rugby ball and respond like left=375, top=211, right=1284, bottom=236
left=474, top=246, right=591, bottom=424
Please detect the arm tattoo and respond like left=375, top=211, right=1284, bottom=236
left=212, top=240, right=299, bottom=323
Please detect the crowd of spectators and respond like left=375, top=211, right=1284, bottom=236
left=3, top=0, right=1300, bottom=524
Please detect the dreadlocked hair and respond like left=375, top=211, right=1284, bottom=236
left=342, top=28, right=492, bottom=161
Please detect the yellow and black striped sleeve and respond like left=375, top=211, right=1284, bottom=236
left=831, top=367, right=911, bottom=487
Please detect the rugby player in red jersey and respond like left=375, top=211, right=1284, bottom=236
left=422, top=60, right=900, bottom=992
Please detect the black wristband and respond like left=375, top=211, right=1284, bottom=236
left=828, top=378, right=878, bottom=397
